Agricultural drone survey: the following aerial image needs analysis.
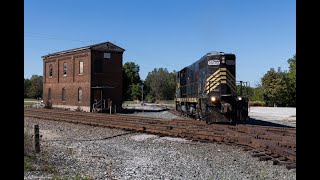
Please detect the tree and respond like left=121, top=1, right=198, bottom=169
left=26, top=75, right=43, bottom=99
left=130, top=84, right=141, bottom=101
left=250, top=85, right=264, bottom=101
left=287, top=54, right=296, bottom=106
left=122, top=62, right=142, bottom=101
left=144, top=68, right=176, bottom=101
left=24, top=78, right=31, bottom=98
left=261, top=68, right=289, bottom=106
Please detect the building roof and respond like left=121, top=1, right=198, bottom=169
left=42, top=41, right=125, bottom=58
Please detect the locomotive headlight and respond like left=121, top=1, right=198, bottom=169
left=211, top=96, right=216, bottom=102
left=221, top=56, right=225, bottom=63
left=238, top=96, right=242, bottom=101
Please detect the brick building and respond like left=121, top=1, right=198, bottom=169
left=42, top=42, right=125, bottom=112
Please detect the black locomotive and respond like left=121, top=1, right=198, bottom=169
left=175, top=51, right=249, bottom=124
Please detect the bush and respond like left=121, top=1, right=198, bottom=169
left=249, top=101, right=266, bottom=107
left=145, top=94, right=156, bottom=103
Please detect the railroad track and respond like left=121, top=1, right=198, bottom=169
left=24, top=107, right=296, bottom=169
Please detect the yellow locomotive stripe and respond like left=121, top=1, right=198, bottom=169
left=206, top=69, right=221, bottom=82
left=207, top=83, right=220, bottom=93
left=206, top=77, right=221, bottom=89
left=206, top=76, right=226, bottom=87
left=205, top=68, right=237, bottom=94
left=220, top=76, right=227, bottom=80
left=206, top=71, right=227, bottom=86
left=175, top=98, right=198, bottom=102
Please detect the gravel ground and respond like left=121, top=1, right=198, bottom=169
left=24, top=114, right=296, bottom=180
left=128, top=110, right=181, bottom=120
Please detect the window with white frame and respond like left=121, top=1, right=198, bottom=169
left=104, top=53, right=111, bottom=59
left=79, top=61, right=83, bottom=74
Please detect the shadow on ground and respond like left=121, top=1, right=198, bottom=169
left=120, top=108, right=171, bottom=114
left=244, top=117, right=295, bottom=128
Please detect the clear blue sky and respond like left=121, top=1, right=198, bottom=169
left=25, top=0, right=295, bottom=87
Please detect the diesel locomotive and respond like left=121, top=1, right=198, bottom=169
left=175, top=51, right=249, bottom=124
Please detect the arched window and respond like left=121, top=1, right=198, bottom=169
left=48, top=88, right=52, bottom=100
left=62, top=88, right=66, bottom=101
left=78, top=88, right=82, bottom=101
left=63, top=62, right=67, bottom=75
left=49, top=64, right=53, bottom=77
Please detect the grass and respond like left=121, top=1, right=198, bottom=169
left=249, top=101, right=266, bottom=107
left=24, top=101, right=37, bottom=105
left=122, top=101, right=138, bottom=105
left=24, top=98, right=38, bottom=102
left=24, top=98, right=42, bottom=105
left=24, top=128, right=58, bottom=176
left=24, top=156, right=37, bottom=171
left=155, top=100, right=175, bottom=104
left=24, top=127, right=91, bottom=179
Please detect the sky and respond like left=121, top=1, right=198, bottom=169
left=24, top=0, right=295, bottom=87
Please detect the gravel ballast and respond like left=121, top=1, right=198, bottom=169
left=24, top=114, right=296, bottom=179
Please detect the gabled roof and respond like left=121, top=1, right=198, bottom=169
left=42, top=42, right=125, bottom=58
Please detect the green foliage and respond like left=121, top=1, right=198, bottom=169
left=249, top=101, right=266, bottom=106
left=24, top=78, right=31, bottom=98
left=287, top=54, right=296, bottom=106
left=250, top=85, right=264, bottom=101
left=145, top=94, right=156, bottom=103
left=144, top=68, right=176, bottom=101
left=236, top=83, right=264, bottom=102
left=261, top=68, right=288, bottom=106
left=242, top=54, right=295, bottom=107
left=122, top=62, right=142, bottom=101
left=24, top=129, right=34, bottom=155
left=25, top=75, right=43, bottom=99
left=130, top=84, right=142, bottom=100
left=260, top=56, right=296, bottom=107
left=24, top=156, right=36, bottom=171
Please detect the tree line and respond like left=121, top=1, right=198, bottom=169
left=25, top=54, right=295, bottom=107
left=24, top=75, right=43, bottom=99
left=122, top=62, right=176, bottom=102
left=123, top=54, right=296, bottom=107
left=235, top=54, right=296, bottom=107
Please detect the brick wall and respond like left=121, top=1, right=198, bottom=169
left=91, top=51, right=123, bottom=111
left=43, top=50, right=91, bottom=107
left=43, top=47, right=124, bottom=112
